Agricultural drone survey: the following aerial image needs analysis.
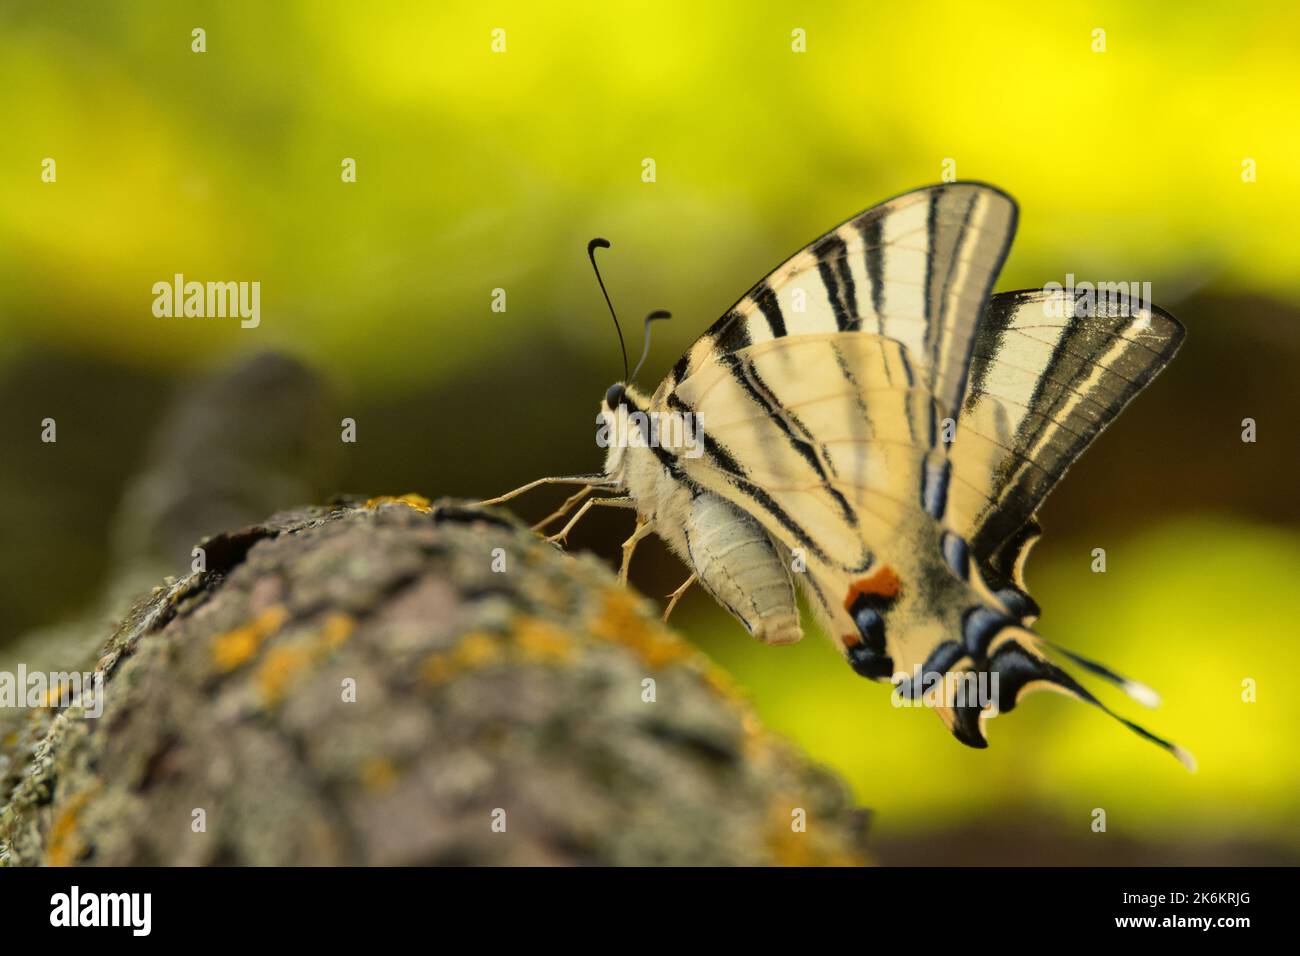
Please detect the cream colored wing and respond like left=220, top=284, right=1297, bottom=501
left=668, top=332, right=933, bottom=574
left=667, top=332, right=959, bottom=680
left=663, top=330, right=1193, bottom=767
left=949, top=288, right=1186, bottom=598
left=660, top=182, right=1017, bottom=425
left=652, top=182, right=1020, bottom=676
left=639, top=186, right=1190, bottom=765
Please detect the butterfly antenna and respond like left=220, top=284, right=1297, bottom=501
left=587, top=238, right=628, bottom=382
left=631, top=310, right=672, bottom=382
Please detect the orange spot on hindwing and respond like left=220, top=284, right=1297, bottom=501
left=841, top=565, right=900, bottom=679
left=843, top=565, right=901, bottom=611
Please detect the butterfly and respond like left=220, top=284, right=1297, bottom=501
left=483, top=182, right=1192, bottom=768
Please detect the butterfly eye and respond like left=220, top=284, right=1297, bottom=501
left=605, top=383, right=627, bottom=409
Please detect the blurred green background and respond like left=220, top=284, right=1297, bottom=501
left=2, top=0, right=1297, bottom=864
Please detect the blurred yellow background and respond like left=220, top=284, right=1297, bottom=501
left=1, top=0, right=1297, bottom=863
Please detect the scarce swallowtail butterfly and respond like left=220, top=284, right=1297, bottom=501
left=483, top=182, right=1193, bottom=769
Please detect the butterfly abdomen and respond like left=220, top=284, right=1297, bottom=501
left=683, top=492, right=802, bottom=646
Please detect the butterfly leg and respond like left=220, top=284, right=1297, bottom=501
left=662, top=573, right=698, bottom=623
left=619, top=518, right=655, bottom=585
left=547, top=496, right=634, bottom=546
left=478, top=473, right=616, bottom=507
left=532, top=486, right=594, bottom=532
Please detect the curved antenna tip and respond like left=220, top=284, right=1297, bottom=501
left=631, top=310, right=673, bottom=382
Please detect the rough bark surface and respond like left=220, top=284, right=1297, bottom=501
left=0, top=496, right=869, bottom=866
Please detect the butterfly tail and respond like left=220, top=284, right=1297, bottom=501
left=947, top=630, right=1196, bottom=771
left=1038, top=638, right=1161, bottom=709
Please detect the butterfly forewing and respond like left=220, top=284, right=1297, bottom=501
left=670, top=333, right=934, bottom=576
left=660, top=182, right=1018, bottom=428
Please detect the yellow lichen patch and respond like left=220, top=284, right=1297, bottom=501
left=419, top=631, right=506, bottom=686
left=319, top=612, right=356, bottom=649
left=44, top=791, right=91, bottom=867
left=255, top=645, right=314, bottom=705
left=211, top=605, right=289, bottom=673
left=513, top=616, right=575, bottom=662
left=359, top=757, right=399, bottom=794
left=221, top=612, right=356, bottom=706
left=457, top=632, right=503, bottom=668
left=363, top=493, right=433, bottom=513
left=764, top=796, right=869, bottom=868
left=588, top=588, right=694, bottom=670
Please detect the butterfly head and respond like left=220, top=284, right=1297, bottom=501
left=604, top=382, right=628, bottom=411
left=597, top=380, right=652, bottom=476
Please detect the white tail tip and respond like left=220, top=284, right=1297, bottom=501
left=1124, top=680, right=1162, bottom=709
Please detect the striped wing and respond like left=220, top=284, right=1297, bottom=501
left=646, top=183, right=1191, bottom=765
left=668, top=331, right=956, bottom=678
left=668, top=332, right=935, bottom=575
left=655, top=182, right=1018, bottom=670
left=949, top=289, right=1186, bottom=595
left=660, top=182, right=1018, bottom=425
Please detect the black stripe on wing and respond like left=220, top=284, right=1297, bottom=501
left=854, top=215, right=887, bottom=325
left=711, top=309, right=753, bottom=355
left=724, top=354, right=860, bottom=527
left=813, top=235, right=859, bottom=331
left=699, top=431, right=835, bottom=566
left=663, top=393, right=833, bottom=565
left=753, top=282, right=787, bottom=338
left=958, top=288, right=1185, bottom=573
left=664, top=183, right=1018, bottom=423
